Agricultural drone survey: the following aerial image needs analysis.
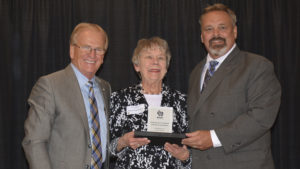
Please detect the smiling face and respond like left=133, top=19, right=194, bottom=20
left=201, top=10, right=237, bottom=59
left=134, top=46, right=167, bottom=85
left=70, top=28, right=106, bottom=79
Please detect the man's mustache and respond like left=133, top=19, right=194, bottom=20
left=209, top=37, right=226, bottom=44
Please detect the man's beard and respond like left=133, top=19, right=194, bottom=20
left=208, top=37, right=228, bottom=57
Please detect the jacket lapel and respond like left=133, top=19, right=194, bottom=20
left=95, top=78, right=109, bottom=115
left=64, top=64, right=90, bottom=135
left=191, top=47, right=241, bottom=116
left=188, top=60, right=205, bottom=118
left=135, top=84, right=148, bottom=105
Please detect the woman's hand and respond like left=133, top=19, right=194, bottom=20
left=164, top=142, right=190, bottom=161
left=117, top=131, right=150, bottom=151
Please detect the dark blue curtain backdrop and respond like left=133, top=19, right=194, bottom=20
left=1, top=0, right=299, bottom=168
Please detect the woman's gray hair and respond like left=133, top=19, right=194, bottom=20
left=132, top=37, right=171, bottom=68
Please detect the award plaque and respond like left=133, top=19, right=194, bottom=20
left=134, top=106, right=186, bottom=146
left=147, top=106, right=173, bottom=133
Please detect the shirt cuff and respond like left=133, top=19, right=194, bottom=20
left=210, top=130, right=222, bottom=147
left=109, top=137, right=129, bottom=158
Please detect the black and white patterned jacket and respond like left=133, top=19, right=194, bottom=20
left=109, top=83, right=191, bottom=169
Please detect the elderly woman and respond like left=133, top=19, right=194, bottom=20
left=109, top=37, right=191, bottom=169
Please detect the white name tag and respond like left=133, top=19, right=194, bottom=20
left=147, top=106, right=173, bottom=133
left=126, top=104, right=145, bottom=115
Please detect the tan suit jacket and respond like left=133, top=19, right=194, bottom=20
left=22, top=64, right=111, bottom=169
left=188, top=47, right=281, bottom=169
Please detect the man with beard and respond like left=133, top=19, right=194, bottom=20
left=182, top=3, right=281, bottom=169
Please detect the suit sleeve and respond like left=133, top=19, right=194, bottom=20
left=22, top=77, right=55, bottom=169
left=215, top=59, right=281, bottom=153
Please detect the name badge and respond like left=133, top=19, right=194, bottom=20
left=126, top=104, right=145, bottom=115
left=147, top=106, right=173, bottom=133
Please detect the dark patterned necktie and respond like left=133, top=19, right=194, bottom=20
left=88, top=81, right=102, bottom=169
left=202, top=60, right=219, bottom=92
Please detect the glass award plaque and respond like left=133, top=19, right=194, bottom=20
left=134, top=106, right=186, bottom=146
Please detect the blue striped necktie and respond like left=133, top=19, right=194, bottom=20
left=202, top=60, right=219, bottom=92
left=87, top=81, right=102, bottom=169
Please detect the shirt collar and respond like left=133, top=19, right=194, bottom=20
left=71, top=63, right=96, bottom=88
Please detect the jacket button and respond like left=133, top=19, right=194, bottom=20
left=88, top=144, right=92, bottom=148
left=209, top=112, right=215, bottom=117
